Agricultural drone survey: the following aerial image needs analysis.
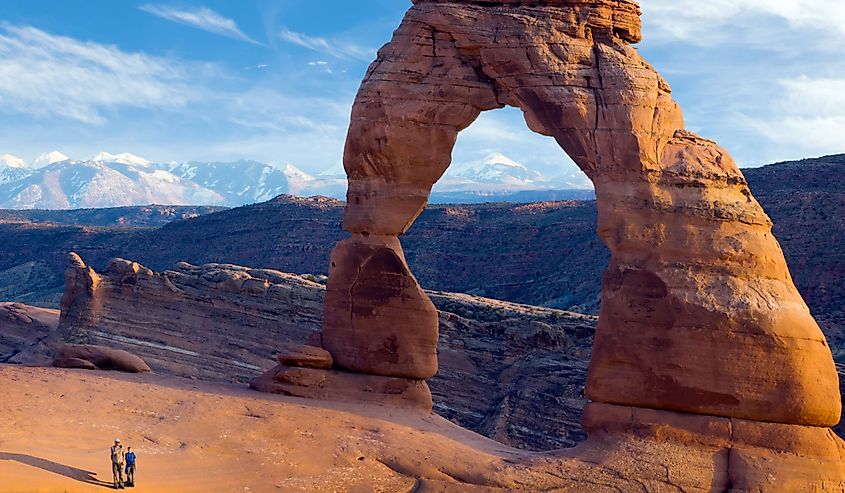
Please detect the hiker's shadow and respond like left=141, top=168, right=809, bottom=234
left=0, top=452, right=113, bottom=488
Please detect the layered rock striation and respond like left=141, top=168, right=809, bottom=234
left=321, top=0, right=845, bottom=488
left=59, top=254, right=324, bottom=382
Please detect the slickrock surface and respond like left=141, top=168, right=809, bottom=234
left=1, top=366, right=843, bottom=493
left=319, top=0, right=844, bottom=487
left=58, top=256, right=596, bottom=451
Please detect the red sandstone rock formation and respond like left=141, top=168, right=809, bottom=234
left=321, top=0, right=845, bottom=487
left=253, top=340, right=433, bottom=409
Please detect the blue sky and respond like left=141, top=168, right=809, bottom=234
left=0, top=0, right=842, bottom=180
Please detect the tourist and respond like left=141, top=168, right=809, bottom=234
left=124, top=446, right=137, bottom=487
left=110, top=439, right=125, bottom=489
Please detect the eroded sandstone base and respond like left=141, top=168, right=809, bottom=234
left=252, top=364, right=433, bottom=411
left=252, top=342, right=433, bottom=410
left=323, top=235, right=439, bottom=379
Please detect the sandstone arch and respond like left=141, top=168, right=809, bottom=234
left=322, top=0, right=845, bottom=486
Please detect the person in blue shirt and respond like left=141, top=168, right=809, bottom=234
left=124, top=447, right=137, bottom=487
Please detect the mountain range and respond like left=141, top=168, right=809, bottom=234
left=0, top=151, right=592, bottom=209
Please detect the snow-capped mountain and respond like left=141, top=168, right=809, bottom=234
left=0, top=158, right=222, bottom=209
left=0, top=154, right=29, bottom=185
left=32, top=151, right=69, bottom=169
left=449, top=153, right=545, bottom=184
left=280, top=163, right=315, bottom=191
left=90, top=151, right=151, bottom=167
left=436, top=152, right=590, bottom=192
left=0, top=150, right=593, bottom=209
left=0, top=154, right=26, bottom=169
left=164, top=160, right=293, bottom=206
left=162, top=160, right=351, bottom=205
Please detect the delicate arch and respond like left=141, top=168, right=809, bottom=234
left=322, top=0, right=840, bottom=428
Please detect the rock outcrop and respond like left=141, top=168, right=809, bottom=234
left=324, top=235, right=440, bottom=379
left=252, top=357, right=434, bottom=410
left=59, top=255, right=325, bottom=382
left=321, top=0, right=845, bottom=488
left=253, top=340, right=434, bottom=409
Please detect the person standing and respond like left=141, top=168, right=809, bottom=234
left=110, top=439, right=125, bottom=489
left=124, top=447, right=137, bottom=487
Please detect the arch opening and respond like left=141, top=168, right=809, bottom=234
left=430, top=106, right=593, bottom=204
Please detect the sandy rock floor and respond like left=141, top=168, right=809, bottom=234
left=0, top=365, right=523, bottom=493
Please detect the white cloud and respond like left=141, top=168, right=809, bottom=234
left=778, top=76, right=845, bottom=117
left=642, top=0, right=845, bottom=43
left=0, top=24, right=201, bottom=124
left=197, top=86, right=354, bottom=170
left=279, top=28, right=373, bottom=61
left=140, top=4, right=260, bottom=45
left=0, top=22, right=359, bottom=171
left=228, top=88, right=350, bottom=133
left=747, top=76, right=845, bottom=157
